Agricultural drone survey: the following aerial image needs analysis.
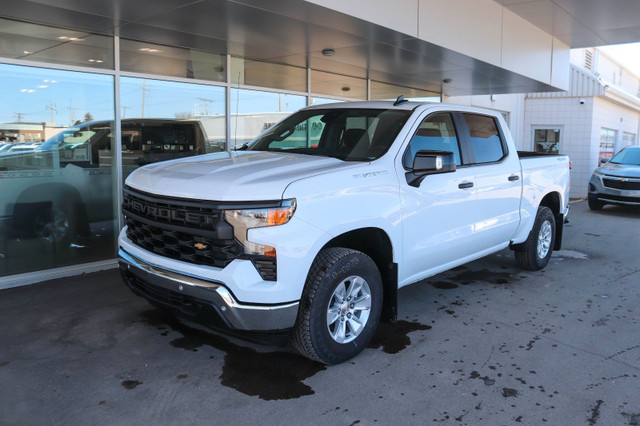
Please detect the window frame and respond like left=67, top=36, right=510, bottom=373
left=401, top=111, right=467, bottom=169
left=455, top=112, right=509, bottom=166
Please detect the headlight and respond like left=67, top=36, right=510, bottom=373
left=224, top=199, right=296, bottom=257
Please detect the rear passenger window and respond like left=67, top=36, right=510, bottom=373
left=404, top=113, right=461, bottom=167
left=463, top=114, right=505, bottom=163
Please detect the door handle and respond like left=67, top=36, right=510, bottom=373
left=458, top=181, right=474, bottom=189
left=508, top=174, right=520, bottom=182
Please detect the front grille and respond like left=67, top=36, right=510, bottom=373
left=123, top=187, right=223, bottom=230
left=603, top=177, right=640, bottom=190
left=122, top=187, right=277, bottom=280
left=125, top=218, right=237, bottom=268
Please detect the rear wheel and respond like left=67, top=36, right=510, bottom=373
left=292, top=247, right=383, bottom=364
left=514, top=206, right=556, bottom=271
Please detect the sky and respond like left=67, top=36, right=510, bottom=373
left=599, top=42, right=640, bottom=79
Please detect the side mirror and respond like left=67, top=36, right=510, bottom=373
left=600, top=158, right=609, bottom=164
left=406, top=150, right=456, bottom=187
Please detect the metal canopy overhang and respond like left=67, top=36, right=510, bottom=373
left=0, top=0, right=637, bottom=96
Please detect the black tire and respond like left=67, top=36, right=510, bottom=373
left=588, top=194, right=604, bottom=210
left=514, top=206, right=556, bottom=271
left=292, top=247, right=383, bottom=364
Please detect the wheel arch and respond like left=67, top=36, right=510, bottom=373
left=539, top=191, right=563, bottom=250
left=321, top=227, right=397, bottom=323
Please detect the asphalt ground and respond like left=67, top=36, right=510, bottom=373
left=1, top=200, right=639, bottom=425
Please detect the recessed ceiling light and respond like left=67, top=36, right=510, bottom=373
left=138, top=47, right=162, bottom=53
left=50, top=80, right=56, bottom=83
left=322, top=48, right=336, bottom=57
left=58, top=36, right=82, bottom=41
left=23, top=50, right=32, bottom=55
left=20, top=89, right=27, bottom=92
left=27, top=89, right=35, bottom=93
left=38, top=85, right=48, bottom=89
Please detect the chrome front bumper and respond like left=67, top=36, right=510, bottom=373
left=118, top=248, right=299, bottom=331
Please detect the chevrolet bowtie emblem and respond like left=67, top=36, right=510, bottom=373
left=194, top=242, right=209, bottom=250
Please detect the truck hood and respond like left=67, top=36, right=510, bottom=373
left=599, top=161, right=640, bottom=178
left=125, top=151, right=361, bottom=201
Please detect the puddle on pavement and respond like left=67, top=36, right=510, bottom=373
left=0, top=361, right=8, bottom=367
left=446, top=269, right=517, bottom=285
left=139, top=310, right=430, bottom=400
left=367, top=320, right=431, bottom=354
left=431, top=281, right=459, bottom=290
left=141, top=310, right=324, bottom=400
left=552, top=250, right=588, bottom=260
left=121, top=380, right=142, bottom=389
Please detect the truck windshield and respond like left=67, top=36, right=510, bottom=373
left=245, top=108, right=412, bottom=161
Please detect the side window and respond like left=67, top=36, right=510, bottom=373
left=463, top=114, right=505, bottom=164
left=404, top=113, right=461, bottom=167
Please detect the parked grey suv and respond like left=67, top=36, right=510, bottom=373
left=588, top=145, right=640, bottom=210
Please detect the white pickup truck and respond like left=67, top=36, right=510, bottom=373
left=118, top=100, right=570, bottom=364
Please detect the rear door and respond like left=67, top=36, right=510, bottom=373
left=457, top=113, right=521, bottom=252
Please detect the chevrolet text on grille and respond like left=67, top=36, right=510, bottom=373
left=123, top=198, right=216, bottom=226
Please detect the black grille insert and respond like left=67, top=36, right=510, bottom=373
left=123, top=187, right=277, bottom=279
left=603, top=178, right=640, bottom=190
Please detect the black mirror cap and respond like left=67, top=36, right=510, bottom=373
left=406, top=150, right=456, bottom=187
left=600, top=158, right=609, bottom=164
left=413, top=150, right=456, bottom=172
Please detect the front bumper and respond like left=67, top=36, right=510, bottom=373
left=118, top=248, right=299, bottom=332
left=589, top=174, right=640, bottom=206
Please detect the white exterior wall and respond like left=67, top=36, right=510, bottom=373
left=524, top=97, right=594, bottom=198
left=597, top=52, right=640, bottom=96
left=591, top=96, right=640, bottom=165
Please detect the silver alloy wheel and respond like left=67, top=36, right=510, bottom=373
left=537, top=220, right=552, bottom=259
left=34, top=208, right=70, bottom=243
left=326, top=275, right=372, bottom=344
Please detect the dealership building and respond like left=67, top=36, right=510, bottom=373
left=1, top=0, right=639, bottom=287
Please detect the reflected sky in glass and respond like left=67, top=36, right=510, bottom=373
left=0, top=63, right=113, bottom=126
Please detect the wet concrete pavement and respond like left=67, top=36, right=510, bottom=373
left=1, top=200, right=639, bottom=425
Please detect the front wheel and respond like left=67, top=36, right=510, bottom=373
left=588, top=194, right=604, bottom=210
left=292, top=247, right=383, bottom=364
left=514, top=206, right=556, bottom=271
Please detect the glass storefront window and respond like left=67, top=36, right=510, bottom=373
left=119, top=77, right=226, bottom=179
left=231, top=58, right=306, bottom=92
left=0, top=63, right=116, bottom=277
left=599, top=128, right=617, bottom=164
left=120, top=39, right=225, bottom=82
left=0, top=18, right=114, bottom=69
left=229, top=88, right=307, bottom=148
left=534, top=128, right=561, bottom=154
left=311, top=70, right=367, bottom=100
left=370, top=80, right=439, bottom=102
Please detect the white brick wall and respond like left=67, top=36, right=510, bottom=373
left=524, top=97, right=594, bottom=198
